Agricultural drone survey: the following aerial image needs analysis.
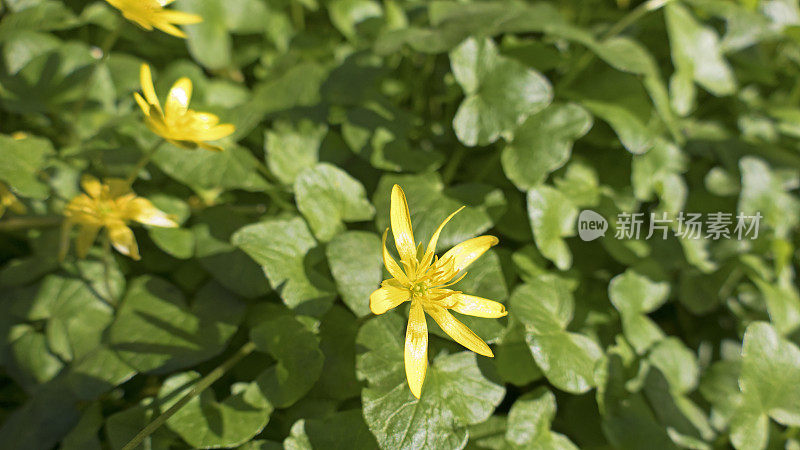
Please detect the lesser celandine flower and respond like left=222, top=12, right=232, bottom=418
left=61, top=175, right=177, bottom=260
left=370, top=184, right=507, bottom=398
left=135, top=64, right=235, bottom=152
left=0, top=183, right=26, bottom=218
left=104, top=0, right=202, bottom=38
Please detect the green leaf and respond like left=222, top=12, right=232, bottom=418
left=511, top=279, right=602, bottom=393
left=0, top=134, right=53, bottom=198
left=27, top=272, right=115, bottom=356
left=326, top=231, right=382, bottom=317
left=357, top=313, right=505, bottom=449
left=665, top=2, right=736, bottom=96
left=738, top=156, right=800, bottom=238
left=295, top=163, right=375, bottom=242
left=568, top=68, right=656, bottom=154
left=153, top=142, right=269, bottom=194
left=61, top=402, right=102, bottom=450
left=177, top=0, right=232, bottom=70
left=284, top=410, right=378, bottom=450
left=501, top=103, right=593, bottom=190
left=0, top=382, right=80, bottom=450
left=526, top=331, right=603, bottom=394
left=7, top=325, right=63, bottom=387
left=739, top=322, right=800, bottom=427
left=232, top=216, right=336, bottom=314
left=105, top=400, right=175, bottom=450
left=608, top=270, right=670, bottom=354
left=265, top=120, right=328, bottom=185
left=328, top=0, right=383, bottom=41
left=506, top=387, right=578, bottom=449
left=631, top=139, right=688, bottom=214
left=193, top=207, right=271, bottom=298
left=450, top=37, right=552, bottom=146
left=510, top=276, right=574, bottom=335
left=313, top=306, right=363, bottom=400
left=251, top=314, right=324, bottom=408
left=108, top=278, right=245, bottom=373
left=159, top=371, right=273, bottom=448
left=527, top=186, right=578, bottom=270
left=342, top=104, right=444, bottom=172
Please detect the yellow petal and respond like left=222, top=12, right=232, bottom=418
left=157, top=9, right=202, bottom=24
left=108, top=223, right=140, bottom=260
left=192, top=112, right=220, bottom=126
left=369, top=285, right=409, bottom=315
left=381, top=229, right=409, bottom=285
left=438, top=235, right=499, bottom=277
left=194, top=123, right=236, bottom=142
left=165, top=77, right=192, bottom=119
left=405, top=301, right=428, bottom=398
left=134, top=93, right=151, bottom=116
left=450, top=294, right=507, bottom=318
left=420, top=206, right=464, bottom=268
left=127, top=198, right=178, bottom=227
left=139, top=64, right=161, bottom=111
left=196, top=142, right=224, bottom=152
left=105, top=179, right=132, bottom=198
left=427, top=305, right=493, bottom=357
left=75, top=225, right=101, bottom=258
left=153, top=21, right=186, bottom=38
left=390, top=184, right=416, bottom=264
left=80, top=175, right=103, bottom=198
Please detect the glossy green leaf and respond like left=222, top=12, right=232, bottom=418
left=232, top=216, right=337, bottom=314
left=108, top=278, right=245, bottom=373
left=451, top=37, right=552, bottom=146
left=295, top=163, right=375, bottom=242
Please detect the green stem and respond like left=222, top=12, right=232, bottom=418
left=254, top=163, right=297, bottom=212
left=125, top=140, right=163, bottom=186
left=603, top=0, right=670, bottom=40
left=121, top=341, right=257, bottom=450
left=442, top=147, right=466, bottom=185
left=0, top=216, right=63, bottom=231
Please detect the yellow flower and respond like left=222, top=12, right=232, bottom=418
left=0, top=183, right=26, bottom=218
left=134, top=64, right=235, bottom=152
left=370, top=184, right=507, bottom=398
left=62, top=175, right=178, bottom=260
left=104, top=0, right=201, bottom=38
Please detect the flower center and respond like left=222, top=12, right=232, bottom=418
left=411, top=282, right=427, bottom=298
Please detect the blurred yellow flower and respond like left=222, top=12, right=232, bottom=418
left=0, top=183, right=26, bottom=218
left=61, top=175, right=177, bottom=260
left=104, top=0, right=201, bottom=38
left=370, top=184, right=507, bottom=398
left=135, top=64, right=235, bottom=152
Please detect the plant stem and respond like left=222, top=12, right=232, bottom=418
left=125, top=140, right=163, bottom=186
left=0, top=216, right=62, bottom=231
left=442, top=147, right=466, bottom=185
left=254, top=162, right=297, bottom=212
left=121, top=341, right=257, bottom=450
left=603, top=0, right=670, bottom=40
